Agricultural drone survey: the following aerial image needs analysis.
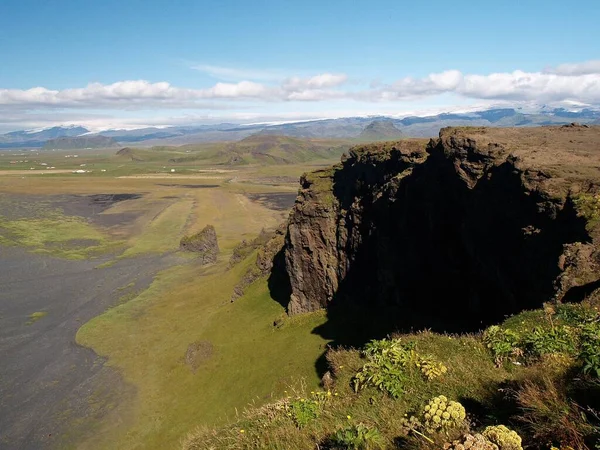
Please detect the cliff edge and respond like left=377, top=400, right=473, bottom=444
left=284, top=125, right=600, bottom=329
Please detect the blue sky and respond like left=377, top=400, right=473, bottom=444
left=1, top=0, right=599, bottom=131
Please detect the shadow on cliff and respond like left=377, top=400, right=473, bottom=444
left=267, top=246, right=292, bottom=309
left=307, top=145, right=591, bottom=372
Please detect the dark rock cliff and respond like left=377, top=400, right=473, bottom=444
left=283, top=126, right=600, bottom=331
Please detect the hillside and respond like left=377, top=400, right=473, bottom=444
left=186, top=125, right=600, bottom=449
left=44, top=135, right=118, bottom=149
left=357, top=120, right=403, bottom=141
left=222, top=134, right=351, bottom=165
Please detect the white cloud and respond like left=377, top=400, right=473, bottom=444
left=283, top=73, right=348, bottom=90
left=544, top=60, right=600, bottom=76
left=370, top=66, right=600, bottom=104
left=1, top=61, right=600, bottom=131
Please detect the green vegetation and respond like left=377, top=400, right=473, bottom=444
left=186, top=303, right=600, bottom=449
left=27, top=311, right=48, bottom=325
left=482, top=425, right=523, bottom=450
left=0, top=213, right=120, bottom=259
left=574, top=192, right=600, bottom=230
left=121, top=200, right=193, bottom=257
left=76, top=254, right=330, bottom=449
left=331, top=422, right=385, bottom=449
left=352, top=338, right=447, bottom=398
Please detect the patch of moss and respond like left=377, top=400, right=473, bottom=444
left=573, top=192, right=600, bottom=230
left=27, top=311, right=48, bottom=325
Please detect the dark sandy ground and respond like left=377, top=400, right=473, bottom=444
left=245, top=192, right=298, bottom=211
left=0, top=245, right=182, bottom=449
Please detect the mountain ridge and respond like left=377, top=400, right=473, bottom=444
left=2, top=106, right=600, bottom=149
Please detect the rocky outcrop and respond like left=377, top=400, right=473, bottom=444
left=180, top=225, right=219, bottom=264
left=284, top=126, right=600, bottom=329
left=230, top=225, right=287, bottom=302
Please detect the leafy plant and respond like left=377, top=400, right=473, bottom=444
left=556, top=304, right=599, bottom=326
left=288, top=398, right=320, bottom=428
left=353, top=359, right=410, bottom=398
left=419, top=357, right=448, bottom=381
left=579, top=321, right=600, bottom=377
left=353, top=338, right=417, bottom=397
left=362, top=338, right=417, bottom=365
left=523, top=326, right=576, bottom=358
left=353, top=338, right=447, bottom=397
left=330, top=423, right=384, bottom=450
left=482, top=325, right=521, bottom=365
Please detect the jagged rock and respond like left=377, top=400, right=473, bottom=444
left=230, top=224, right=287, bottom=302
left=321, top=371, right=334, bottom=390
left=228, top=229, right=274, bottom=269
left=180, top=225, right=219, bottom=264
left=283, top=126, right=600, bottom=329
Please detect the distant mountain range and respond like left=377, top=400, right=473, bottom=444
left=1, top=107, right=600, bottom=149
left=43, top=135, right=118, bottom=150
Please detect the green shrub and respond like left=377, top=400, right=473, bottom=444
left=288, top=398, right=320, bottom=428
left=523, top=326, right=576, bottom=358
left=330, top=423, right=384, bottom=450
left=482, top=325, right=521, bottom=365
left=353, top=359, right=410, bottom=398
left=353, top=338, right=419, bottom=398
left=482, top=425, right=523, bottom=450
left=556, top=304, right=598, bottom=325
left=579, top=321, right=600, bottom=377
left=353, top=338, right=447, bottom=397
left=362, top=338, right=417, bottom=365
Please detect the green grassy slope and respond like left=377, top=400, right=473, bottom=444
left=76, top=253, right=330, bottom=449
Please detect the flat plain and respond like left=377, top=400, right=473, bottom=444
left=0, top=142, right=345, bottom=449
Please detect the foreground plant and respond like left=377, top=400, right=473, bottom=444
left=353, top=338, right=447, bottom=397
left=422, top=395, right=467, bottom=433
left=330, top=422, right=384, bottom=450
left=482, top=425, right=522, bottom=450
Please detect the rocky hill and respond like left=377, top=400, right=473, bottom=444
left=357, top=120, right=403, bottom=141
left=283, top=125, right=600, bottom=331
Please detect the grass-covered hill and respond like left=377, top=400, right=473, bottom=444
left=222, top=135, right=352, bottom=165
left=113, top=135, right=351, bottom=166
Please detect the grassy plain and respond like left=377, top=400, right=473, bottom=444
left=0, top=142, right=342, bottom=449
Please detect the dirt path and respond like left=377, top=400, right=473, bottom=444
left=0, top=246, right=183, bottom=449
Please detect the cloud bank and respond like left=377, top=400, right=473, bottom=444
left=1, top=60, right=599, bottom=131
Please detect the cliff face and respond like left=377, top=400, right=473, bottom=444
left=284, top=126, right=600, bottom=328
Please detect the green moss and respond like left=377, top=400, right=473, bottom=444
left=27, top=311, right=48, bottom=325
left=573, top=192, right=600, bottom=230
left=303, top=167, right=338, bottom=208
left=0, top=213, right=120, bottom=259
